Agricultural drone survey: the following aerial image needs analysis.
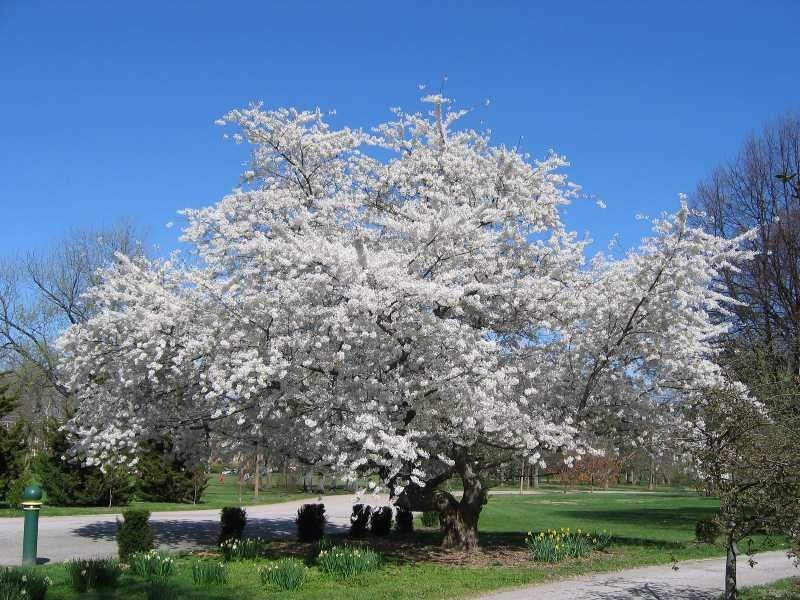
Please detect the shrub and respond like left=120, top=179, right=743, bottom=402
left=117, top=509, right=155, bottom=560
left=191, top=561, right=229, bottom=585
left=0, top=567, right=51, bottom=600
left=219, top=537, right=267, bottom=561
left=370, top=506, right=392, bottom=537
left=296, top=503, right=326, bottom=542
left=129, top=550, right=175, bottom=579
left=65, top=558, right=122, bottom=592
left=421, top=510, right=439, bottom=528
left=217, top=506, right=247, bottom=544
left=696, top=519, right=720, bottom=543
left=260, top=558, right=307, bottom=591
left=395, top=508, right=414, bottom=534
left=349, top=504, right=372, bottom=538
left=525, top=528, right=599, bottom=562
left=317, top=546, right=382, bottom=579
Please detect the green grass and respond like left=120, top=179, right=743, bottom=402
left=0, top=479, right=333, bottom=517
left=739, top=577, right=800, bottom=599
left=17, top=489, right=788, bottom=599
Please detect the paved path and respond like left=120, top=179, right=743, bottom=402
left=476, top=551, right=797, bottom=600
left=0, top=494, right=390, bottom=565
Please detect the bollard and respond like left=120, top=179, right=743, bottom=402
left=21, top=484, right=43, bottom=566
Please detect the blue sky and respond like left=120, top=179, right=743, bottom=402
left=1, top=0, right=798, bottom=258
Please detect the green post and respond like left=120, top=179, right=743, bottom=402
left=21, top=484, right=43, bottom=566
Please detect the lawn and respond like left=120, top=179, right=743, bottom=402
left=0, top=479, right=332, bottom=518
left=19, top=490, right=787, bottom=599
left=738, top=577, right=800, bottom=599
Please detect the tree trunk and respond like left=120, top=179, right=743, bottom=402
left=396, top=455, right=487, bottom=552
left=725, top=535, right=738, bottom=600
left=532, top=463, right=540, bottom=488
left=253, top=444, right=261, bottom=499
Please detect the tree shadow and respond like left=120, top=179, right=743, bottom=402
left=576, top=582, right=716, bottom=599
left=70, top=516, right=348, bottom=549
left=553, top=506, right=717, bottom=530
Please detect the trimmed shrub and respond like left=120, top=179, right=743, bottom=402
left=65, top=558, right=122, bottom=592
left=349, top=504, right=372, bottom=538
left=317, top=546, right=382, bottom=579
left=696, top=519, right=720, bottom=543
left=421, top=510, right=439, bottom=528
left=395, top=508, right=414, bottom=534
left=191, top=561, right=229, bottom=585
left=117, top=509, right=155, bottom=560
left=129, top=550, right=175, bottom=579
left=260, top=558, right=307, bottom=591
left=0, top=567, right=51, bottom=600
left=370, top=506, right=392, bottom=537
left=296, top=503, right=326, bottom=542
left=217, top=506, right=247, bottom=544
left=219, top=537, right=267, bottom=561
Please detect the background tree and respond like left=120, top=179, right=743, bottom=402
left=0, top=373, right=26, bottom=502
left=136, top=437, right=208, bottom=504
left=692, top=112, right=800, bottom=599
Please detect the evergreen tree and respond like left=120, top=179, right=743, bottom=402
left=0, top=376, right=26, bottom=502
left=34, top=419, right=135, bottom=506
left=136, top=438, right=208, bottom=503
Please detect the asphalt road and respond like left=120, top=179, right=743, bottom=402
left=0, top=494, right=385, bottom=565
left=476, top=551, right=798, bottom=600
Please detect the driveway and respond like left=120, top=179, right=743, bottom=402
left=0, top=494, right=389, bottom=565
left=475, top=550, right=797, bottom=600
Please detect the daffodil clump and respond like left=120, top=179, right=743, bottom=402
left=191, top=560, right=229, bottom=586
left=219, top=537, right=267, bottom=561
left=65, top=558, right=122, bottom=592
left=0, top=567, right=51, bottom=600
left=259, top=558, right=307, bottom=591
left=317, top=546, right=382, bottom=579
left=129, top=550, right=176, bottom=579
left=524, top=528, right=612, bottom=562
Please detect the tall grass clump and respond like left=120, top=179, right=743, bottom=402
left=65, top=558, right=122, bottom=592
left=259, top=558, right=307, bottom=591
left=219, top=537, right=267, bottom=561
left=191, top=561, right=229, bottom=585
left=0, top=568, right=51, bottom=600
left=129, top=550, right=175, bottom=579
left=317, top=546, right=382, bottom=579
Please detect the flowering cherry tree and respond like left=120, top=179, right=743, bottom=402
left=58, top=96, right=749, bottom=549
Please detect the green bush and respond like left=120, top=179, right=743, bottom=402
left=696, top=519, right=721, bottom=543
left=421, top=510, right=439, bottom=528
left=117, top=509, right=155, bottom=560
left=259, top=558, right=307, bottom=591
left=65, top=558, right=122, bottom=592
left=349, top=504, right=371, bottom=538
left=136, top=439, right=208, bottom=503
left=217, top=506, right=246, bottom=544
left=129, top=550, right=175, bottom=579
left=395, top=508, right=414, bottom=534
left=4, top=472, right=38, bottom=509
left=296, top=503, right=326, bottom=542
left=191, top=560, right=229, bottom=585
left=219, top=537, right=267, bottom=561
left=34, top=420, right=135, bottom=507
left=525, top=528, right=600, bottom=562
left=370, top=506, right=392, bottom=536
left=317, top=546, right=382, bottom=579
left=0, top=567, right=51, bottom=600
